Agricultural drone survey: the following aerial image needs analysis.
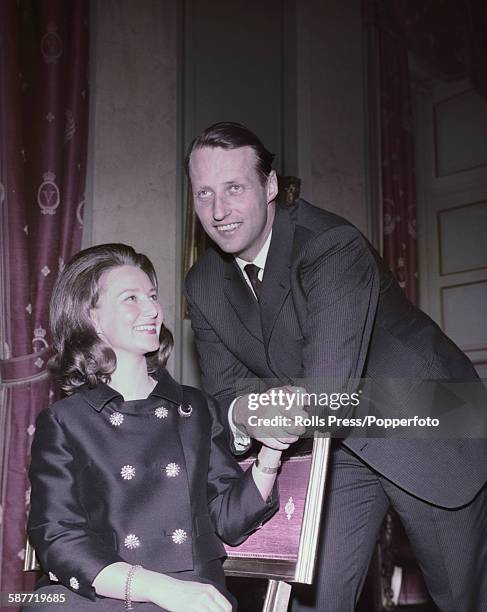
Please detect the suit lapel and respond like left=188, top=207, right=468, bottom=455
left=223, top=257, right=263, bottom=342
left=260, top=206, right=294, bottom=345
left=221, top=205, right=300, bottom=349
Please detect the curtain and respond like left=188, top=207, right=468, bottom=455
left=365, top=0, right=487, bottom=99
left=0, top=0, right=89, bottom=604
left=363, top=4, right=423, bottom=607
left=378, top=28, right=418, bottom=302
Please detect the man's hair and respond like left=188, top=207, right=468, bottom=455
left=48, top=243, right=173, bottom=393
left=185, top=121, right=275, bottom=182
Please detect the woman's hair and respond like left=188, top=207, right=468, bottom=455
left=48, top=243, right=173, bottom=393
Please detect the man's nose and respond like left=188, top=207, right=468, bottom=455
left=212, top=194, right=230, bottom=221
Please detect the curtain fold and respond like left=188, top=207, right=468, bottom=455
left=362, top=4, right=425, bottom=607
left=364, top=0, right=487, bottom=99
left=378, top=27, right=418, bottom=303
left=0, top=1, right=89, bottom=604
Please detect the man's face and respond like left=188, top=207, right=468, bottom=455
left=189, top=146, right=277, bottom=261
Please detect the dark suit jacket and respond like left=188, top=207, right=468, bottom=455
left=185, top=199, right=487, bottom=509
left=28, top=368, right=277, bottom=601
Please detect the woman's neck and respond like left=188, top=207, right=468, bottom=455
left=108, top=355, right=156, bottom=401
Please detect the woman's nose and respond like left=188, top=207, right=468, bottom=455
left=142, top=297, right=159, bottom=317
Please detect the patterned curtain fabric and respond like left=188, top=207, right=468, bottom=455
left=0, top=0, right=88, bottom=601
left=378, top=28, right=418, bottom=303
left=364, top=0, right=487, bottom=100
left=362, top=5, right=424, bottom=607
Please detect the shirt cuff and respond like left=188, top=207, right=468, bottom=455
left=228, top=397, right=251, bottom=453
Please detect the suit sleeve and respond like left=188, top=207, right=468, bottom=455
left=297, top=226, right=380, bottom=404
left=203, top=394, right=278, bottom=545
left=185, top=284, right=256, bottom=449
left=28, top=408, right=123, bottom=600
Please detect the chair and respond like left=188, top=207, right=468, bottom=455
left=224, top=433, right=331, bottom=611
left=373, top=510, right=433, bottom=610
left=23, top=538, right=40, bottom=572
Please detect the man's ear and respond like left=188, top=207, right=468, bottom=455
left=267, top=170, right=278, bottom=204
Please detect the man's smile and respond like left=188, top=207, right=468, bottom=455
left=215, top=222, right=242, bottom=233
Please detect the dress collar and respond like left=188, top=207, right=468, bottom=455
left=150, top=368, right=183, bottom=404
left=78, top=367, right=183, bottom=412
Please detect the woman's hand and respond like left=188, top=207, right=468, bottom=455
left=93, top=563, right=232, bottom=611
left=251, top=445, right=287, bottom=502
left=147, top=575, right=232, bottom=611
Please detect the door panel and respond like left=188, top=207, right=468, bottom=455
left=415, top=79, right=487, bottom=376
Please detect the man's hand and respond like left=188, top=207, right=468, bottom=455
left=233, top=385, right=308, bottom=450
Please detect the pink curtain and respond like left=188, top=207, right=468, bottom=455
left=0, top=0, right=89, bottom=605
left=363, top=3, right=424, bottom=607
left=365, top=0, right=487, bottom=99
left=378, top=28, right=418, bottom=302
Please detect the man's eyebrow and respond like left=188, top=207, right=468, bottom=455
left=194, top=178, right=246, bottom=190
left=223, top=178, right=246, bottom=184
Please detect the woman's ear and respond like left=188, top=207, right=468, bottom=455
left=89, top=308, right=102, bottom=335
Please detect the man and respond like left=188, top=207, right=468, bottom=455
left=184, top=122, right=487, bottom=611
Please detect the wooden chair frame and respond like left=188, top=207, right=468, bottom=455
left=224, top=433, right=331, bottom=611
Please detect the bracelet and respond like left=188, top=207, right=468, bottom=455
left=125, top=564, right=141, bottom=611
left=255, top=457, right=281, bottom=474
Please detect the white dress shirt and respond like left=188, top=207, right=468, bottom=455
left=234, top=229, right=272, bottom=298
left=228, top=230, right=272, bottom=450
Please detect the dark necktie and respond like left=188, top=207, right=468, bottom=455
left=244, top=263, right=262, bottom=301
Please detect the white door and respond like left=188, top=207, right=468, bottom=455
left=414, top=77, right=487, bottom=379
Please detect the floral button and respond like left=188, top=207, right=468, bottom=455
left=155, top=406, right=168, bottom=419
left=69, top=576, right=79, bottom=590
left=171, top=529, right=187, bottom=544
left=165, top=463, right=181, bottom=478
left=124, top=534, right=140, bottom=549
left=109, top=412, right=124, bottom=427
left=120, top=465, right=136, bottom=480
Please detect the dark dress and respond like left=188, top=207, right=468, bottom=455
left=26, top=369, right=278, bottom=610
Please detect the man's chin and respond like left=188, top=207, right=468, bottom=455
left=218, top=244, right=237, bottom=254
left=212, top=236, right=242, bottom=255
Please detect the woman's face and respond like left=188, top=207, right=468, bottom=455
left=89, top=264, right=163, bottom=360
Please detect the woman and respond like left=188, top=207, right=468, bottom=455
left=27, top=244, right=293, bottom=611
